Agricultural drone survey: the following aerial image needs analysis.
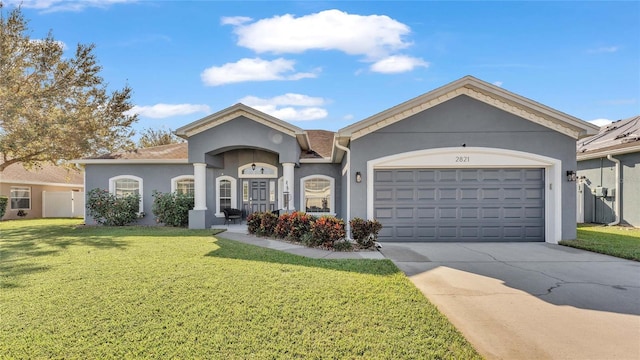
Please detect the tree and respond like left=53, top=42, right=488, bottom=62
left=0, top=4, right=137, bottom=171
left=137, top=128, right=184, bottom=148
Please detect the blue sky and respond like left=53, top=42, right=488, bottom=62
left=7, top=1, right=640, bottom=135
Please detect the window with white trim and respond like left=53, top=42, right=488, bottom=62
left=109, top=175, right=143, bottom=213
left=10, top=186, right=31, bottom=210
left=215, top=176, right=237, bottom=216
left=171, top=175, right=195, bottom=196
left=238, top=163, right=278, bottom=178
left=300, top=175, right=334, bottom=215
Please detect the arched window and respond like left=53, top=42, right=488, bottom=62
left=215, top=176, right=237, bottom=216
left=300, top=175, right=334, bottom=215
left=109, top=175, right=143, bottom=213
left=238, top=163, right=278, bottom=178
left=171, top=175, right=195, bottom=196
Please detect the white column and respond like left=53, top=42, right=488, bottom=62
left=193, top=163, right=207, bottom=210
left=282, top=162, right=295, bottom=211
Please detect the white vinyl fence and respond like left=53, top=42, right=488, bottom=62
left=42, top=191, right=85, bottom=218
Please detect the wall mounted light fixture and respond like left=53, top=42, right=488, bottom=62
left=355, top=171, right=362, bottom=183
left=566, top=170, right=577, bottom=182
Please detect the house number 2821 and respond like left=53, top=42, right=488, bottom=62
left=455, top=156, right=470, bottom=163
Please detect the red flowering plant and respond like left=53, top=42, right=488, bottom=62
left=310, top=216, right=346, bottom=248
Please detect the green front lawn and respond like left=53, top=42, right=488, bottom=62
left=0, top=219, right=480, bottom=359
left=560, top=224, right=640, bottom=261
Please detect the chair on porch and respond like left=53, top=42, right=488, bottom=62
left=223, top=208, right=243, bottom=225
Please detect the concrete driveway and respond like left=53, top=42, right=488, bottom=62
left=379, top=242, right=640, bottom=360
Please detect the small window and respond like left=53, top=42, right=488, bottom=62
left=10, top=186, right=31, bottom=210
left=109, top=175, right=143, bottom=213
left=220, top=179, right=231, bottom=210
left=300, top=175, right=334, bottom=214
left=215, top=176, right=237, bottom=216
left=114, top=178, right=139, bottom=197
left=172, top=175, right=195, bottom=196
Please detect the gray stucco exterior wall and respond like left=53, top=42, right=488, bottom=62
left=577, top=153, right=640, bottom=227
left=187, top=116, right=300, bottom=164
left=348, top=95, right=579, bottom=240
left=83, top=164, right=194, bottom=225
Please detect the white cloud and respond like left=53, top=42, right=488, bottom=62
left=240, top=93, right=325, bottom=107
left=201, top=57, right=318, bottom=86
left=240, top=94, right=328, bottom=121
left=221, top=16, right=253, bottom=26
left=588, top=118, right=613, bottom=127
left=227, top=9, right=412, bottom=59
left=370, top=55, right=429, bottom=74
left=493, top=81, right=503, bottom=87
left=126, top=103, right=211, bottom=119
left=30, top=38, right=68, bottom=51
left=343, top=114, right=354, bottom=121
left=588, top=46, right=619, bottom=54
left=6, top=0, right=137, bottom=12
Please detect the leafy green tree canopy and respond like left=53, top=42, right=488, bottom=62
left=0, top=4, right=138, bottom=171
left=137, top=128, right=184, bottom=148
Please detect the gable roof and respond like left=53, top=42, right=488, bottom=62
left=337, top=76, right=600, bottom=145
left=174, top=103, right=311, bottom=151
left=300, top=130, right=335, bottom=161
left=1, top=162, right=83, bottom=187
left=577, top=115, right=640, bottom=160
left=74, top=143, right=188, bottom=164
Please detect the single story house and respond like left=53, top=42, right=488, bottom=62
left=577, top=116, right=640, bottom=227
left=0, top=162, right=84, bottom=220
left=75, top=76, right=599, bottom=243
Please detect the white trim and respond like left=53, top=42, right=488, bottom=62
left=171, top=175, right=195, bottom=193
left=300, top=175, right=335, bottom=216
left=366, top=147, right=562, bottom=244
left=73, top=159, right=188, bottom=165
left=577, top=144, right=640, bottom=161
left=215, top=175, right=237, bottom=217
left=238, top=162, right=278, bottom=178
left=0, top=180, right=82, bottom=187
left=108, top=175, right=143, bottom=213
left=277, top=177, right=284, bottom=210
left=299, top=158, right=333, bottom=163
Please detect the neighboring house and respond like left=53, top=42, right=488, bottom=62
left=75, top=76, right=598, bottom=243
left=0, top=161, right=84, bottom=220
left=576, top=116, right=640, bottom=227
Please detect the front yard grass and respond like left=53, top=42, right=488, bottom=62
left=560, top=224, right=640, bottom=261
left=0, top=219, right=480, bottom=359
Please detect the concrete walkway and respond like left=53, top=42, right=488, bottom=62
left=380, top=242, right=640, bottom=360
left=212, top=225, right=385, bottom=260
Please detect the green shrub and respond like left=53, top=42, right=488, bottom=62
left=0, top=196, right=8, bottom=219
left=259, top=212, right=278, bottom=237
left=151, top=191, right=194, bottom=227
left=350, top=218, right=383, bottom=248
left=310, top=216, right=346, bottom=248
left=86, top=188, right=142, bottom=226
left=246, top=212, right=263, bottom=235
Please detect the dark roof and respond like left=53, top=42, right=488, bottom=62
left=89, top=143, right=188, bottom=160
left=1, top=161, right=83, bottom=185
left=303, top=130, right=335, bottom=159
left=577, top=116, right=640, bottom=155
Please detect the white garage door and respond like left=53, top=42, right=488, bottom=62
left=374, top=168, right=545, bottom=242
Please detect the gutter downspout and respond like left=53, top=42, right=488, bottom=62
left=335, top=141, right=351, bottom=240
left=607, top=154, right=621, bottom=226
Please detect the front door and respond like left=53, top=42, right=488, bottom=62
left=250, top=179, right=269, bottom=213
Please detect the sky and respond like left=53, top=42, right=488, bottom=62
left=5, top=0, right=640, bottom=136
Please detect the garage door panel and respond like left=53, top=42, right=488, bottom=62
left=374, top=168, right=544, bottom=242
